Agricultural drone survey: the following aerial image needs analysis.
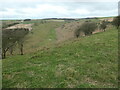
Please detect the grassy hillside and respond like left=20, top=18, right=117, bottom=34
left=12, top=21, right=65, bottom=54
left=3, top=27, right=118, bottom=88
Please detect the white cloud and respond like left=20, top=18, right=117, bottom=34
left=0, top=1, right=118, bottom=19
left=0, top=8, right=17, bottom=18
left=73, top=9, right=90, bottom=15
left=0, top=4, right=71, bottom=19
left=15, top=4, right=70, bottom=18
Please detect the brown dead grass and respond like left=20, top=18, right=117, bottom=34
left=55, top=21, right=83, bottom=42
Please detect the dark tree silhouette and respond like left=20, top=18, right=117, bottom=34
left=74, top=22, right=97, bottom=38
left=2, top=28, right=29, bottom=59
left=112, top=16, right=120, bottom=29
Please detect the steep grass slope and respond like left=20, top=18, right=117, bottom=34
left=3, top=27, right=118, bottom=88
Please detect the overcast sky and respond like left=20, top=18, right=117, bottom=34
left=0, top=0, right=119, bottom=20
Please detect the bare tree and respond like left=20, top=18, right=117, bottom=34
left=2, top=29, right=17, bottom=59
left=2, top=28, right=29, bottom=59
left=13, top=28, right=29, bottom=55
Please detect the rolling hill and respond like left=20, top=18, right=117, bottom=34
left=2, top=25, right=118, bottom=88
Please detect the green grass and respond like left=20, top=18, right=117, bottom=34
left=13, top=21, right=64, bottom=54
left=3, top=27, right=118, bottom=88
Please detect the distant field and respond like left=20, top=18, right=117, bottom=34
left=3, top=26, right=118, bottom=88
left=46, top=20, right=65, bottom=22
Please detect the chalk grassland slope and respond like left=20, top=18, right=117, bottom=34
left=3, top=18, right=109, bottom=55
left=12, top=21, right=65, bottom=54
left=55, top=19, right=101, bottom=42
left=23, top=19, right=100, bottom=53
left=56, top=21, right=82, bottom=42
left=3, top=27, right=118, bottom=88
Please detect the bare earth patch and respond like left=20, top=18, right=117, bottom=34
left=6, top=24, right=33, bottom=31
